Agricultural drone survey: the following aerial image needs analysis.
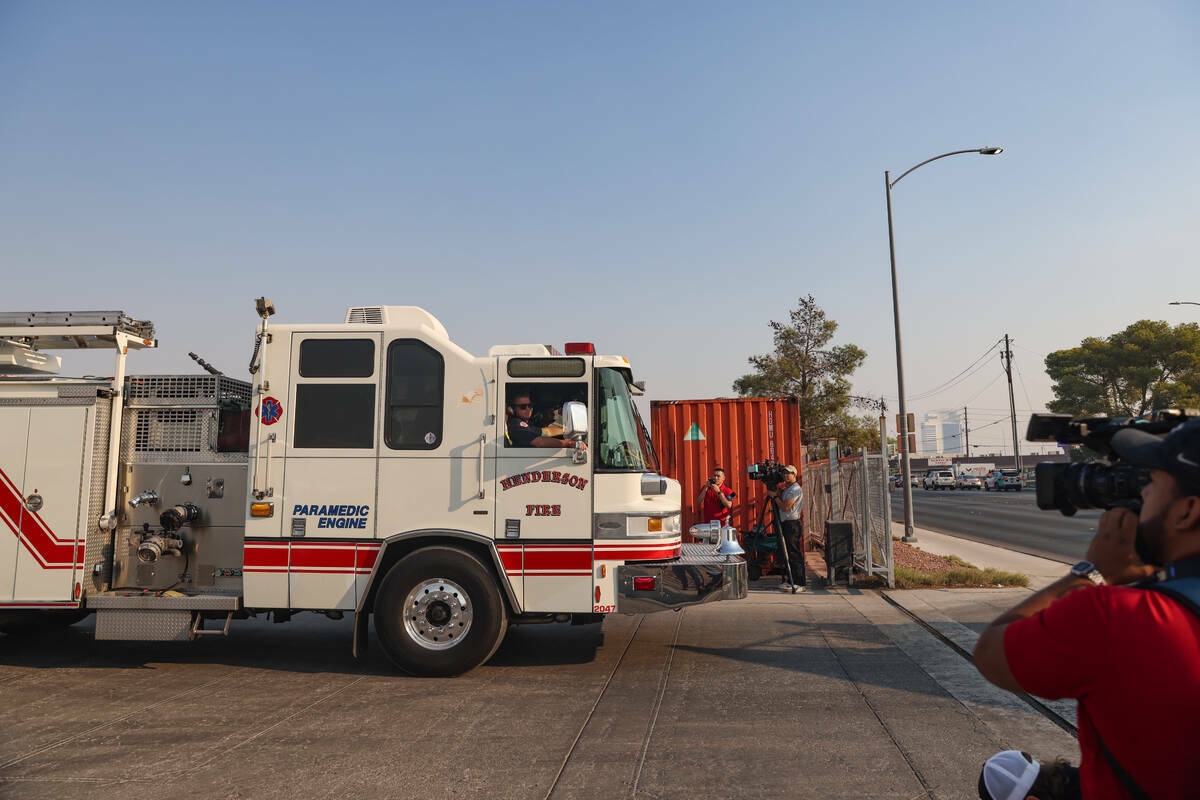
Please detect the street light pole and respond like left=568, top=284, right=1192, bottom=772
left=886, top=147, right=1003, bottom=544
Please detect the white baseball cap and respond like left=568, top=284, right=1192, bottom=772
left=977, top=750, right=1039, bottom=800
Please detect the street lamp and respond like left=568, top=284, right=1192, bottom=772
left=886, top=147, right=1003, bottom=543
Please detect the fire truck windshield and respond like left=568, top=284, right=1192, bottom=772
left=596, top=368, right=658, bottom=472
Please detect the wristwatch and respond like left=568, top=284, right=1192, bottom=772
left=1069, top=560, right=1103, bottom=585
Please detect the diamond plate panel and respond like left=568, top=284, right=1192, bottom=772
left=94, top=609, right=194, bottom=641
left=88, top=593, right=240, bottom=610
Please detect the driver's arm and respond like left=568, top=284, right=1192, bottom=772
left=530, top=435, right=586, bottom=449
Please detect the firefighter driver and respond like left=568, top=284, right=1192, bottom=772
left=506, top=391, right=587, bottom=449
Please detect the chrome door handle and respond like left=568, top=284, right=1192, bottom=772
left=477, top=433, right=486, bottom=499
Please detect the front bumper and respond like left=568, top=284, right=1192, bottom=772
left=615, top=543, right=748, bottom=613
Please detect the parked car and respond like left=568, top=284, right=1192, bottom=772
left=892, top=474, right=903, bottom=489
left=911, top=475, right=921, bottom=487
left=923, top=469, right=956, bottom=490
left=984, top=469, right=1023, bottom=491
left=956, top=473, right=983, bottom=490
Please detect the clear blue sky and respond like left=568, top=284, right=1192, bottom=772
left=3, top=2, right=1198, bottom=455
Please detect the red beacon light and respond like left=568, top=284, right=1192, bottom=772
left=563, top=342, right=596, bottom=355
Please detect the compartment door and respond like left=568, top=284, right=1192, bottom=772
left=0, top=408, right=31, bottom=601
left=13, top=407, right=88, bottom=602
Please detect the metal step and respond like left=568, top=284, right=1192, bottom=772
left=88, top=592, right=240, bottom=610
left=90, top=593, right=240, bottom=641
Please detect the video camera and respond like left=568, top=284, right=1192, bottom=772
left=1026, top=409, right=1195, bottom=517
left=746, top=460, right=789, bottom=487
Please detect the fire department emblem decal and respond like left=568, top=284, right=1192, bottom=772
left=259, top=396, right=283, bottom=426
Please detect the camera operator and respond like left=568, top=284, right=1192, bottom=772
left=767, top=465, right=805, bottom=589
left=973, top=419, right=1200, bottom=799
left=697, top=467, right=735, bottom=525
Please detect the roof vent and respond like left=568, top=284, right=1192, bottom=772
left=345, top=307, right=384, bottom=324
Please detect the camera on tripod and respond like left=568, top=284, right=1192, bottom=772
left=1026, top=409, right=1195, bottom=516
left=746, top=460, right=788, bottom=487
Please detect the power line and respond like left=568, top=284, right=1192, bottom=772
left=963, top=371, right=1004, bottom=405
left=1015, top=362, right=1035, bottom=412
left=884, top=338, right=1002, bottom=402
left=905, top=339, right=1003, bottom=401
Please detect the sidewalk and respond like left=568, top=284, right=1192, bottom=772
left=880, top=521, right=1079, bottom=726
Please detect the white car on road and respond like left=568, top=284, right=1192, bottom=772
left=956, top=474, right=983, bottom=490
left=984, top=469, right=1024, bottom=492
left=923, top=470, right=956, bottom=490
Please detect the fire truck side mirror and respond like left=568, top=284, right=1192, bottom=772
left=562, top=401, right=589, bottom=441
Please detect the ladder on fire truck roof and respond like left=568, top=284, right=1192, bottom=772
left=0, top=310, right=158, bottom=538
left=0, top=310, right=156, bottom=349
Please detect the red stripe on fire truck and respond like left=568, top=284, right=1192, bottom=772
left=0, top=467, right=79, bottom=569
left=594, top=542, right=681, bottom=561
left=522, top=544, right=592, bottom=575
left=243, top=540, right=381, bottom=575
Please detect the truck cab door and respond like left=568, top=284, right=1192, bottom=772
left=280, top=332, right=382, bottom=609
left=494, top=357, right=592, bottom=613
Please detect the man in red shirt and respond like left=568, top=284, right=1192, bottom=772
left=973, top=419, right=1200, bottom=799
left=696, top=467, right=735, bottom=525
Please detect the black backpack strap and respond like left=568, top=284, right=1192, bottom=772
left=1082, top=711, right=1154, bottom=800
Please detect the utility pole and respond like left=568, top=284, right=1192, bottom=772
left=1000, top=334, right=1021, bottom=471
left=963, top=406, right=969, bottom=455
left=879, top=397, right=888, bottom=459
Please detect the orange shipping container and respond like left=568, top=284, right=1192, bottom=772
left=650, top=397, right=803, bottom=535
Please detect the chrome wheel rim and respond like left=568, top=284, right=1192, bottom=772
left=403, top=578, right=473, bottom=651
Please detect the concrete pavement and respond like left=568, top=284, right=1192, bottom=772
left=885, top=521, right=1080, bottom=726
left=0, top=564, right=1079, bottom=800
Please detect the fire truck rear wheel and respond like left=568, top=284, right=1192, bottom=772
left=374, top=546, right=507, bottom=677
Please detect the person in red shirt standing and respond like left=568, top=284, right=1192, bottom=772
left=973, top=418, right=1200, bottom=800
left=696, top=467, right=735, bottom=525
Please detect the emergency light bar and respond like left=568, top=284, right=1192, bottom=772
left=563, top=342, right=595, bottom=355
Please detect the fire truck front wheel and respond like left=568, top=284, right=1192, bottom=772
left=374, top=546, right=508, bottom=677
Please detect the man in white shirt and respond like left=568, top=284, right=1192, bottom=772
left=768, top=465, right=805, bottom=589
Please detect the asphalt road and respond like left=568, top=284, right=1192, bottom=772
left=889, top=485, right=1099, bottom=564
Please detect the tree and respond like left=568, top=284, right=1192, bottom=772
left=1045, top=320, right=1200, bottom=418
left=733, top=295, right=867, bottom=454
left=827, top=411, right=891, bottom=454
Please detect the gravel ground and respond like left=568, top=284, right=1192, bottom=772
left=892, top=541, right=963, bottom=573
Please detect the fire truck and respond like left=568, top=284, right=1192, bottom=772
left=0, top=303, right=746, bottom=676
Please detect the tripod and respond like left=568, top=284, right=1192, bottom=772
left=754, top=495, right=799, bottom=594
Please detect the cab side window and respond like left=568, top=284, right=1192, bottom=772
left=293, top=338, right=376, bottom=449
left=386, top=340, right=444, bottom=450
left=504, top=382, right=587, bottom=448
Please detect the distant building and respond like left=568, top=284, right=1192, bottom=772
left=920, top=410, right=963, bottom=454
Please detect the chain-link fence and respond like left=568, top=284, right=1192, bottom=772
left=804, top=447, right=893, bottom=587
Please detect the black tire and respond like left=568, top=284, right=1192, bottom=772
left=748, top=562, right=762, bottom=582
left=373, top=546, right=508, bottom=677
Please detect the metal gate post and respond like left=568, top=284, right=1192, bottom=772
left=860, top=447, right=872, bottom=578
left=883, top=454, right=894, bottom=587
left=827, top=439, right=840, bottom=522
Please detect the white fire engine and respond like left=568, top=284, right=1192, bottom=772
left=0, top=303, right=746, bottom=676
